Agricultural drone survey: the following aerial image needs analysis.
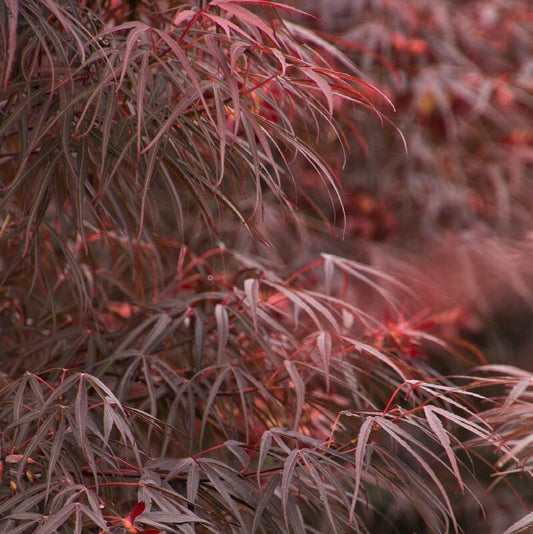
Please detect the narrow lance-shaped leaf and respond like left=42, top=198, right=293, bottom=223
left=349, top=416, right=374, bottom=525
left=199, top=366, right=231, bottom=446
left=34, top=503, right=77, bottom=534
left=301, top=67, right=335, bottom=116
left=140, top=314, right=172, bottom=354
left=257, top=430, right=273, bottom=486
left=251, top=473, right=281, bottom=534
left=300, top=452, right=338, bottom=534
left=75, top=375, right=98, bottom=484
left=316, top=331, right=332, bottom=392
left=215, top=304, right=229, bottom=363
left=45, top=409, right=66, bottom=502
left=423, top=406, right=464, bottom=493
left=3, top=0, right=19, bottom=89
left=502, top=511, right=533, bottom=534
left=284, top=360, right=304, bottom=430
left=212, top=0, right=280, bottom=46
left=187, top=462, right=200, bottom=503
left=281, top=448, right=300, bottom=532
left=377, top=417, right=458, bottom=533
left=244, top=278, right=259, bottom=332
left=194, top=310, right=205, bottom=371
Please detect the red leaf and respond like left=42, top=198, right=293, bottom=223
left=123, top=502, right=146, bottom=532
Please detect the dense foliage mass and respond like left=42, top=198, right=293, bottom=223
left=0, top=1, right=532, bottom=533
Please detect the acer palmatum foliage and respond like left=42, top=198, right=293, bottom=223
left=0, top=1, right=532, bottom=533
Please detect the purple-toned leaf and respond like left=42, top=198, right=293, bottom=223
left=349, top=416, right=373, bottom=524
left=34, top=503, right=77, bottom=534
left=257, top=431, right=273, bottom=486
left=251, top=473, right=281, bottom=534
left=423, top=406, right=464, bottom=492
left=244, top=278, right=259, bottom=332
left=316, top=331, right=332, bottom=392
left=4, top=0, right=19, bottom=89
left=502, top=510, right=533, bottom=534
left=377, top=417, right=458, bottom=532
left=215, top=304, right=229, bottom=363
left=281, top=448, right=300, bottom=530
left=212, top=1, right=279, bottom=46
left=300, top=452, right=337, bottom=534
left=284, top=360, right=304, bottom=430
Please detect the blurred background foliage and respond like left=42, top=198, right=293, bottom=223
left=287, top=0, right=533, bottom=369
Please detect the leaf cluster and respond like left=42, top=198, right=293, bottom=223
left=1, top=1, right=532, bottom=533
